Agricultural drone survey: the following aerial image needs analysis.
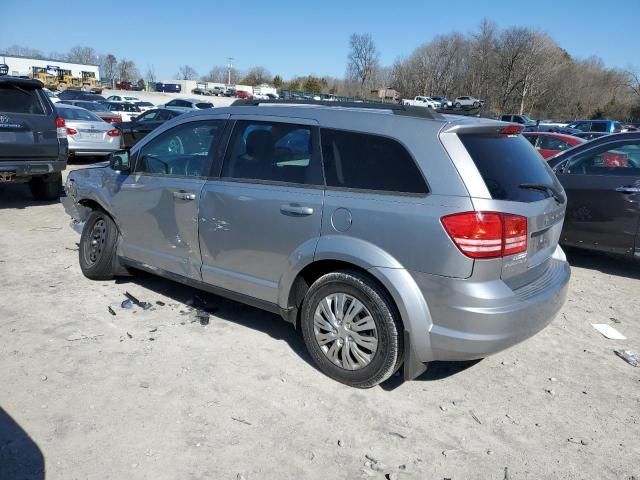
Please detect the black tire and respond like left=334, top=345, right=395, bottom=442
left=473, top=101, right=479, bottom=108
left=29, top=172, right=62, bottom=201
left=79, top=210, right=119, bottom=280
left=455, top=102, right=461, bottom=108
left=300, top=270, right=403, bottom=388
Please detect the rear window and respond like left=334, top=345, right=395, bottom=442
left=459, top=133, right=558, bottom=202
left=0, top=85, right=45, bottom=114
left=591, top=122, right=607, bottom=132
left=321, top=128, right=428, bottom=194
left=196, top=103, right=213, bottom=109
left=57, top=107, right=101, bottom=122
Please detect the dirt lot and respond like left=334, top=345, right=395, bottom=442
left=1, top=165, right=639, bottom=480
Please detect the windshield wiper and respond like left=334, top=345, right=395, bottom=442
left=519, top=183, right=565, bottom=204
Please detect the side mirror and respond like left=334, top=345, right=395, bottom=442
left=109, top=150, right=131, bottom=173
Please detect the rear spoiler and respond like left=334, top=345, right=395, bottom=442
left=440, top=119, right=523, bottom=135
left=0, top=76, right=44, bottom=89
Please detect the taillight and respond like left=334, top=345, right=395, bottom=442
left=55, top=117, right=67, bottom=139
left=66, top=127, right=78, bottom=135
left=107, top=129, right=120, bottom=137
left=441, top=212, right=528, bottom=259
left=500, top=125, right=523, bottom=135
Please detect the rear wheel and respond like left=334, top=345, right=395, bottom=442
left=29, top=172, right=61, bottom=201
left=79, top=210, right=119, bottom=280
left=300, top=270, right=402, bottom=388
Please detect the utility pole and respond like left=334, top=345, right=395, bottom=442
left=226, top=57, right=234, bottom=87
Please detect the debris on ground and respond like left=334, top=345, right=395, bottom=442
left=388, top=431, right=407, bottom=439
left=126, top=332, right=133, bottom=339
left=337, top=439, right=344, bottom=447
left=66, top=333, right=104, bottom=342
left=614, top=349, right=639, bottom=367
left=194, top=309, right=210, bottom=326
left=121, top=299, right=133, bottom=309
left=41, top=375, right=47, bottom=381
left=149, top=327, right=158, bottom=333
left=568, top=437, right=589, bottom=445
left=139, top=381, right=149, bottom=388
left=609, top=317, right=621, bottom=324
left=155, top=301, right=166, bottom=306
left=108, top=306, right=116, bottom=316
left=187, top=294, right=219, bottom=314
left=125, top=291, right=152, bottom=310
left=591, top=323, right=626, bottom=340
left=469, top=409, right=482, bottom=424
left=231, top=416, right=252, bottom=426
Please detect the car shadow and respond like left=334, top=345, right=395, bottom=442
left=0, top=183, right=59, bottom=210
left=0, top=407, right=45, bottom=480
left=115, top=271, right=317, bottom=372
left=380, top=360, right=482, bottom=391
left=565, top=247, right=640, bottom=280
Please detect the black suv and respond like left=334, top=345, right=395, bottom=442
left=0, top=69, right=68, bottom=200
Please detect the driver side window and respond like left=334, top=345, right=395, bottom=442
left=136, top=120, right=223, bottom=177
left=564, top=142, right=640, bottom=176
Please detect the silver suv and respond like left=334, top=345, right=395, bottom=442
left=62, top=101, right=570, bottom=388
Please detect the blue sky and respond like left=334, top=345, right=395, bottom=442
left=1, top=0, right=638, bottom=80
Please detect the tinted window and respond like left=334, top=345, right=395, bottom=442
left=524, top=134, right=538, bottom=146
left=195, top=103, right=213, bottom=109
left=564, top=141, right=640, bottom=175
left=57, top=107, right=101, bottom=122
left=137, top=111, right=159, bottom=122
left=538, top=136, right=570, bottom=151
left=321, top=129, right=427, bottom=194
left=77, top=102, right=109, bottom=112
left=0, top=85, right=45, bottom=114
left=591, top=122, right=607, bottom=133
left=459, top=133, right=558, bottom=202
left=222, top=120, right=322, bottom=185
left=136, top=120, right=223, bottom=177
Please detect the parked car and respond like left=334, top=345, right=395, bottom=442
left=210, top=86, right=226, bottom=96
left=55, top=104, right=121, bottom=157
left=191, top=87, right=211, bottom=96
left=106, top=95, right=141, bottom=103
left=402, top=96, right=440, bottom=108
left=102, top=101, right=142, bottom=122
left=113, top=108, right=183, bottom=148
left=522, top=132, right=585, bottom=159
left=116, top=81, right=143, bottom=91
left=500, top=114, right=537, bottom=127
left=429, top=96, right=452, bottom=108
left=155, top=83, right=182, bottom=93
left=565, top=120, right=622, bottom=134
left=43, top=88, right=59, bottom=103
left=62, top=102, right=570, bottom=388
left=546, top=132, right=640, bottom=257
left=523, top=124, right=583, bottom=136
left=133, top=101, right=154, bottom=112
left=224, top=88, right=236, bottom=97
left=58, top=100, right=122, bottom=123
left=0, top=74, right=67, bottom=200
left=58, top=90, right=106, bottom=102
left=158, top=98, right=214, bottom=111
left=235, top=90, right=253, bottom=99
left=454, top=96, right=483, bottom=108
left=574, top=131, right=609, bottom=141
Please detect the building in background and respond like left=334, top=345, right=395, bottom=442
left=371, top=87, right=400, bottom=101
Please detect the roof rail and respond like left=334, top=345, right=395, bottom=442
left=231, top=99, right=444, bottom=120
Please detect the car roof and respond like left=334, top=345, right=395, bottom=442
left=0, top=76, right=43, bottom=88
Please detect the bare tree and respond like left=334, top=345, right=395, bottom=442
left=2, top=44, right=45, bottom=58
left=240, top=66, right=272, bottom=85
left=117, top=59, right=139, bottom=82
left=177, top=65, right=198, bottom=80
left=100, top=54, right=117, bottom=85
left=145, top=64, right=157, bottom=85
left=347, top=33, right=380, bottom=90
left=66, top=46, right=98, bottom=65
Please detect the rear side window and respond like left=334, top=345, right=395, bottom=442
left=0, top=85, right=45, bottom=114
left=591, top=122, right=607, bottom=132
left=459, top=133, right=558, bottom=202
left=196, top=103, right=213, bottom=109
left=321, top=129, right=427, bottom=194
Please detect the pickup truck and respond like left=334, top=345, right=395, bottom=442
left=402, top=96, right=440, bottom=109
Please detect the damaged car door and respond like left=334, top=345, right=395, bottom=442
left=111, top=118, right=227, bottom=279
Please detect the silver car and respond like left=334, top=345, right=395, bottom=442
left=56, top=104, right=121, bottom=157
left=62, top=102, right=570, bottom=388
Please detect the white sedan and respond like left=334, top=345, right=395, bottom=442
left=106, top=95, right=141, bottom=103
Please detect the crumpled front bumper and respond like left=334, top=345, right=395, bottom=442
left=60, top=194, right=86, bottom=235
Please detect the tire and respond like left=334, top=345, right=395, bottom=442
left=473, top=101, right=479, bottom=108
left=29, top=172, right=61, bottom=201
left=455, top=102, right=461, bottom=108
left=79, top=210, right=119, bottom=280
left=300, top=270, right=402, bottom=388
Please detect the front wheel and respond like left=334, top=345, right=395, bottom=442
left=300, top=270, right=402, bottom=388
left=79, top=210, right=119, bottom=280
left=455, top=102, right=461, bottom=108
left=473, top=101, right=480, bottom=108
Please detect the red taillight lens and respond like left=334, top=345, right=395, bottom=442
left=107, top=129, right=120, bottom=137
left=441, top=212, right=528, bottom=259
left=500, top=124, right=523, bottom=135
left=66, top=127, right=78, bottom=135
left=56, top=117, right=67, bottom=139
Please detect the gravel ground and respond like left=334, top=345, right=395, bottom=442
left=1, top=167, right=639, bottom=480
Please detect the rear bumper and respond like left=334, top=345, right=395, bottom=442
left=410, top=247, right=570, bottom=362
left=0, top=159, right=67, bottom=178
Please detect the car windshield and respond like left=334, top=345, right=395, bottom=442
left=58, top=107, right=101, bottom=122
left=77, top=102, right=109, bottom=112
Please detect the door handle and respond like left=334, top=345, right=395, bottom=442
left=280, top=204, right=314, bottom=216
left=173, top=191, right=196, bottom=201
left=615, top=186, right=640, bottom=194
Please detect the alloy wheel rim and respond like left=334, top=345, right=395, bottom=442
left=84, top=219, right=106, bottom=265
left=313, top=293, right=378, bottom=371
